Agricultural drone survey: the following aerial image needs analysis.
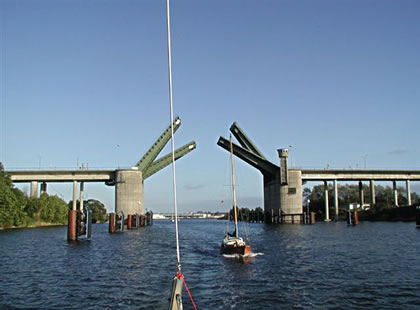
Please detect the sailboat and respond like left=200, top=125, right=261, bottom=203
left=220, top=135, right=252, bottom=257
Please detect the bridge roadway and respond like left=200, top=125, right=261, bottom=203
left=300, top=169, right=420, bottom=181
left=7, top=169, right=116, bottom=183
left=6, top=168, right=420, bottom=223
left=9, top=168, right=420, bottom=183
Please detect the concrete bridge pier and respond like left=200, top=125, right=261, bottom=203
left=406, top=180, right=412, bottom=206
left=115, top=169, right=144, bottom=215
left=30, top=181, right=38, bottom=198
left=72, top=180, right=77, bottom=211
left=324, top=181, right=330, bottom=222
left=41, top=182, right=47, bottom=195
left=393, top=181, right=399, bottom=207
left=334, top=179, right=339, bottom=219
left=370, top=180, right=376, bottom=205
left=359, top=181, right=364, bottom=206
left=80, top=182, right=84, bottom=213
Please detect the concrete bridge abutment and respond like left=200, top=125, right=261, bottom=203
left=279, top=170, right=303, bottom=223
left=115, top=169, right=144, bottom=216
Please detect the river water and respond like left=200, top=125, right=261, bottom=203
left=0, top=220, right=419, bottom=309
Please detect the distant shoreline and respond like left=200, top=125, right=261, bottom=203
left=0, top=222, right=66, bottom=231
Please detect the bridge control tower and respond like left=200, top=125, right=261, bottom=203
left=112, top=116, right=196, bottom=216
left=217, top=122, right=302, bottom=223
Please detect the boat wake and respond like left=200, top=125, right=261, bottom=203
left=222, top=252, right=264, bottom=259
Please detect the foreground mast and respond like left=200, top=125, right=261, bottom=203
left=165, top=1, right=196, bottom=309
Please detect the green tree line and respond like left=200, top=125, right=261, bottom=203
left=303, top=183, right=420, bottom=217
left=0, top=163, right=107, bottom=228
left=0, top=163, right=69, bottom=228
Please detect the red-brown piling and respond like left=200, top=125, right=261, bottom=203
left=310, top=212, right=316, bottom=224
left=67, top=210, right=77, bottom=241
left=109, top=213, right=115, bottom=233
left=127, top=215, right=132, bottom=229
left=347, top=210, right=358, bottom=225
left=353, top=211, right=359, bottom=225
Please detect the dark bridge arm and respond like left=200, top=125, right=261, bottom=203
left=217, top=136, right=278, bottom=177
left=230, top=122, right=266, bottom=160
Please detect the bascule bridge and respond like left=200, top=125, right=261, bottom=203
left=217, top=122, right=302, bottom=223
left=8, top=116, right=196, bottom=216
left=218, top=122, right=420, bottom=224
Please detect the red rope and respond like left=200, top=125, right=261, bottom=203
left=177, top=272, right=198, bottom=310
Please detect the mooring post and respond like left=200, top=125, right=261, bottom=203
left=310, top=212, right=316, bottom=224
left=127, top=215, right=132, bottom=229
left=353, top=210, right=359, bottom=225
left=67, top=210, right=77, bottom=241
left=67, top=180, right=78, bottom=241
left=109, top=213, right=115, bottom=233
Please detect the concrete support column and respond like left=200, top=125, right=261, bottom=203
left=30, top=181, right=38, bottom=198
left=115, top=169, right=144, bottom=215
left=370, top=180, right=376, bottom=205
left=406, top=180, right=412, bottom=206
left=333, top=179, right=339, bottom=219
left=41, top=182, right=47, bottom=195
left=393, top=180, right=398, bottom=207
left=80, top=182, right=84, bottom=213
left=359, top=181, right=364, bottom=206
left=72, top=180, right=78, bottom=211
left=324, top=181, right=330, bottom=222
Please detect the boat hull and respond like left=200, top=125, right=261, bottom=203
left=220, top=244, right=251, bottom=256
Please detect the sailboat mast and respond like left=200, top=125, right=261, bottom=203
left=229, top=135, right=239, bottom=238
left=166, top=0, right=181, bottom=272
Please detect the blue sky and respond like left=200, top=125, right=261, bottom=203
left=1, top=0, right=420, bottom=213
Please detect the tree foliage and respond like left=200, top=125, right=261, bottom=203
left=0, top=162, right=68, bottom=228
left=304, top=182, right=420, bottom=218
left=0, top=163, right=27, bottom=227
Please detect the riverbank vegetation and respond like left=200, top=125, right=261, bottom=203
left=304, top=183, right=420, bottom=220
left=0, top=163, right=107, bottom=229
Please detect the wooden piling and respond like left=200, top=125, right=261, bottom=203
left=127, top=215, right=132, bottom=229
left=67, top=210, right=77, bottom=241
left=109, top=213, right=115, bottom=233
left=310, top=212, right=316, bottom=224
left=353, top=211, right=359, bottom=225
